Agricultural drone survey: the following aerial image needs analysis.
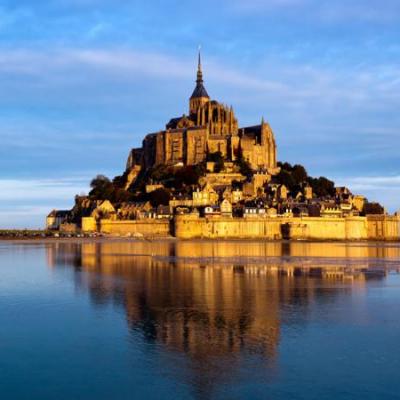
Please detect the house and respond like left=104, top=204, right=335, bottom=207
left=304, top=185, right=313, bottom=200
left=336, top=187, right=351, bottom=196
left=220, top=199, right=233, bottom=217
left=244, top=204, right=266, bottom=218
left=351, top=195, right=365, bottom=212
left=320, top=203, right=343, bottom=218
left=295, top=191, right=303, bottom=201
left=175, top=206, right=191, bottom=215
left=204, top=206, right=221, bottom=217
left=91, top=200, right=116, bottom=220
left=134, top=201, right=154, bottom=219
left=292, top=205, right=309, bottom=217
left=277, top=184, right=288, bottom=200
left=117, top=202, right=139, bottom=220
left=232, top=188, right=243, bottom=203
left=192, top=182, right=219, bottom=206
left=46, top=210, right=70, bottom=230
left=156, top=205, right=172, bottom=219
left=222, top=187, right=231, bottom=200
left=308, top=204, right=321, bottom=217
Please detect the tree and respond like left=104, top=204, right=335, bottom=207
left=113, top=170, right=130, bottom=189
left=148, top=188, right=171, bottom=207
left=278, top=161, right=292, bottom=171
left=149, top=165, right=170, bottom=182
left=363, top=202, right=384, bottom=215
left=89, top=175, right=114, bottom=200
left=308, top=176, right=335, bottom=197
left=207, top=151, right=224, bottom=172
left=292, top=164, right=308, bottom=184
left=175, top=166, right=203, bottom=186
left=237, top=158, right=252, bottom=177
left=276, top=169, right=295, bottom=190
left=234, top=149, right=253, bottom=177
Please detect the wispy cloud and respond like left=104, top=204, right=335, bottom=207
left=0, top=178, right=89, bottom=202
left=0, top=177, right=91, bottom=228
left=230, top=0, right=400, bottom=24
left=0, top=46, right=399, bottom=177
left=1, top=47, right=399, bottom=106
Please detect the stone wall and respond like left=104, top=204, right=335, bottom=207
left=100, top=219, right=171, bottom=237
left=174, top=215, right=283, bottom=239
left=367, top=215, right=400, bottom=240
left=82, top=217, right=97, bottom=232
left=174, top=215, right=400, bottom=241
left=82, top=214, right=400, bottom=241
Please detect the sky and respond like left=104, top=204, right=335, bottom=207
left=0, top=0, right=399, bottom=228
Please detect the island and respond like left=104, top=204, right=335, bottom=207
left=46, top=53, right=400, bottom=241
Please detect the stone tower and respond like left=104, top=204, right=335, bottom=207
left=189, top=51, right=210, bottom=115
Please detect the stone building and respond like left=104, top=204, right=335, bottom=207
left=46, top=210, right=70, bottom=230
left=126, top=52, right=279, bottom=174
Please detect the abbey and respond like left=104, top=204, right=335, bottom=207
left=127, top=53, right=279, bottom=174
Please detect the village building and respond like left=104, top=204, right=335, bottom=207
left=220, top=199, right=233, bottom=217
left=304, top=185, right=313, bottom=200
left=46, top=210, right=71, bottom=230
left=277, top=185, right=288, bottom=200
left=90, top=200, right=116, bottom=220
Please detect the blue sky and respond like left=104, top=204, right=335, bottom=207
left=0, top=0, right=399, bottom=228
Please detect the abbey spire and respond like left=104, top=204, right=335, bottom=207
left=196, top=51, right=204, bottom=84
left=189, top=50, right=209, bottom=115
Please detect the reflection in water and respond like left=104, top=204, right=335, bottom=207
left=46, top=240, right=398, bottom=398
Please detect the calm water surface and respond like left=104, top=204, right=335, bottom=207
left=1, top=239, right=400, bottom=400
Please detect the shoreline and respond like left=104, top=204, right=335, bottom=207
left=1, top=233, right=399, bottom=245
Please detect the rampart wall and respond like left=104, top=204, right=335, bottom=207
left=174, top=215, right=400, bottom=241
left=82, top=217, right=170, bottom=237
left=81, top=215, right=400, bottom=241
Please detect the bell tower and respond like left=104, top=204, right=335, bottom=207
left=189, top=51, right=210, bottom=115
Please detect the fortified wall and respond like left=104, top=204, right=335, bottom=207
left=81, top=215, right=400, bottom=241
left=82, top=217, right=170, bottom=237
left=174, top=215, right=400, bottom=241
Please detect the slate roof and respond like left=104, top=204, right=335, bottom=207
left=47, top=210, right=70, bottom=218
left=190, top=82, right=209, bottom=99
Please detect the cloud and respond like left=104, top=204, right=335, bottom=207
left=0, top=46, right=398, bottom=177
left=0, top=178, right=89, bottom=202
left=86, top=22, right=109, bottom=39
left=230, top=0, right=400, bottom=24
left=231, top=0, right=308, bottom=11
left=0, top=177, right=91, bottom=229
left=1, top=46, right=399, bottom=107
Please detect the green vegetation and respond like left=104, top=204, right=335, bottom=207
left=148, top=163, right=206, bottom=189
left=233, top=149, right=253, bottom=177
left=88, top=159, right=347, bottom=207
left=89, top=174, right=134, bottom=203
left=363, top=202, right=385, bottom=215
left=148, top=188, right=171, bottom=207
left=275, top=162, right=335, bottom=197
left=236, top=157, right=252, bottom=177
left=206, top=151, right=224, bottom=173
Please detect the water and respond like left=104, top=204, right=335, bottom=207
left=1, top=239, right=400, bottom=400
